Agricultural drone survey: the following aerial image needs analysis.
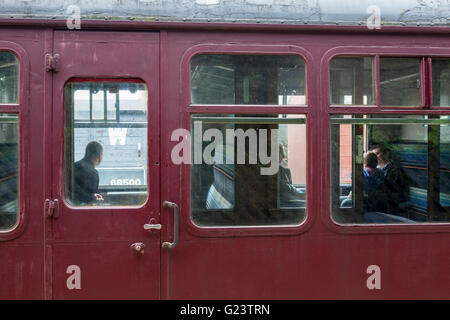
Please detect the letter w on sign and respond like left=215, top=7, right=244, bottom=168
left=109, top=128, right=127, bottom=146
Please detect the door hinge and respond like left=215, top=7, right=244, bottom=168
left=45, top=53, right=60, bottom=72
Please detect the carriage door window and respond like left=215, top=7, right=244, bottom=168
left=64, top=80, right=148, bottom=207
left=0, top=114, right=18, bottom=230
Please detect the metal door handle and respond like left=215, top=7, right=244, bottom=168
left=45, top=198, right=60, bottom=219
left=130, top=242, right=146, bottom=254
left=144, top=223, right=162, bottom=230
left=144, top=218, right=161, bottom=232
left=162, top=201, right=179, bottom=249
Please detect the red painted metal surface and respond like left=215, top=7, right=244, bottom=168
left=0, top=29, right=44, bottom=299
left=162, top=30, right=450, bottom=299
left=0, top=20, right=449, bottom=300
left=0, top=40, right=29, bottom=242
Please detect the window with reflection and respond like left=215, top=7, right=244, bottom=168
left=330, top=56, right=374, bottom=105
left=190, top=55, right=305, bottom=105
left=0, top=52, right=18, bottom=104
left=64, top=80, right=148, bottom=207
left=190, top=114, right=306, bottom=227
left=331, top=115, right=450, bottom=224
left=0, top=114, right=18, bottom=230
left=380, top=58, right=421, bottom=107
left=432, top=59, right=450, bottom=107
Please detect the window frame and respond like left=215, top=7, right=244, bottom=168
left=62, top=77, right=150, bottom=210
left=0, top=50, right=19, bottom=105
left=430, top=57, right=450, bottom=108
left=181, top=44, right=315, bottom=237
left=329, top=55, right=377, bottom=107
left=0, top=42, right=29, bottom=241
left=322, top=46, right=450, bottom=234
left=324, top=46, right=450, bottom=113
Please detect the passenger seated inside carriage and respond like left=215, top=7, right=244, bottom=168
left=332, top=115, right=450, bottom=224
left=340, top=145, right=413, bottom=222
left=206, top=143, right=305, bottom=210
left=341, top=151, right=386, bottom=212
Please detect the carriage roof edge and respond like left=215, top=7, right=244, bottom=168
left=0, top=0, right=449, bottom=27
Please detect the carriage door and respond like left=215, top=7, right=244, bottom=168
left=49, top=31, right=160, bottom=299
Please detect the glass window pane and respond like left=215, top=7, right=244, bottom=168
left=73, top=90, right=90, bottom=120
left=330, top=56, right=374, bottom=105
left=0, top=114, right=18, bottom=230
left=190, top=114, right=306, bottom=227
left=65, top=80, right=148, bottom=207
left=380, top=58, right=421, bottom=106
left=331, top=115, right=450, bottom=224
left=92, top=90, right=105, bottom=120
left=190, top=55, right=305, bottom=105
left=432, top=59, right=450, bottom=107
left=0, top=52, right=18, bottom=104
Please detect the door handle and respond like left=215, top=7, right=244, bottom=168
left=144, top=223, right=162, bottom=230
left=144, top=217, right=162, bottom=231
left=45, top=198, right=60, bottom=219
left=162, top=201, right=179, bottom=249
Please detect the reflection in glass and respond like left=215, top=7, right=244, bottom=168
left=191, top=114, right=306, bottom=227
left=380, top=58, right=421, bottom=106
left=65, top=81, right=148, bottom=207
left=330, top=56, right=374, bottom=105
left=0, top=114, right=18, bottom=230
left=432, top=59, right=450, bottom=107
left=331, top=115, right=450, bottom=224
left=191, top=55, right=305, bottom=105
left=0, top=52, right=18, bottom=104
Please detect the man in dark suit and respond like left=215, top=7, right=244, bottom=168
left=72, top=141, right=104, bottom=205
left=371, top=145, right=409, bottom=215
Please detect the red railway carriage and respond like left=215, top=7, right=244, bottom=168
left=0, top=0, right=449, bottom=300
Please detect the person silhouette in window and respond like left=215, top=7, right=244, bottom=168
left=279, top=143, right=304, bottom=207
left=72, top=141, right=104, bottom=205
left=340, top=151, right=385, bottom=210
left=371, top=144, right=410, bottom=215
left=362, top=151, right=385, bottom=212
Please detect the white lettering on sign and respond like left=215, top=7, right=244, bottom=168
left=66, top=265, right=81, bottom=290
left=366, top=265, right=381, bottom=290
left=110, top=178, right=142, bottom=185
left=108, top=128, right=127, bottom=146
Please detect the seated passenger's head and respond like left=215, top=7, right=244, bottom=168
left=85, top=141, right=103, bottom=166
left=279, top=142, right=288, bottom=168
left=364, top=151, right=378, bottom=169
left=371, top=144, right=390, bottom=163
